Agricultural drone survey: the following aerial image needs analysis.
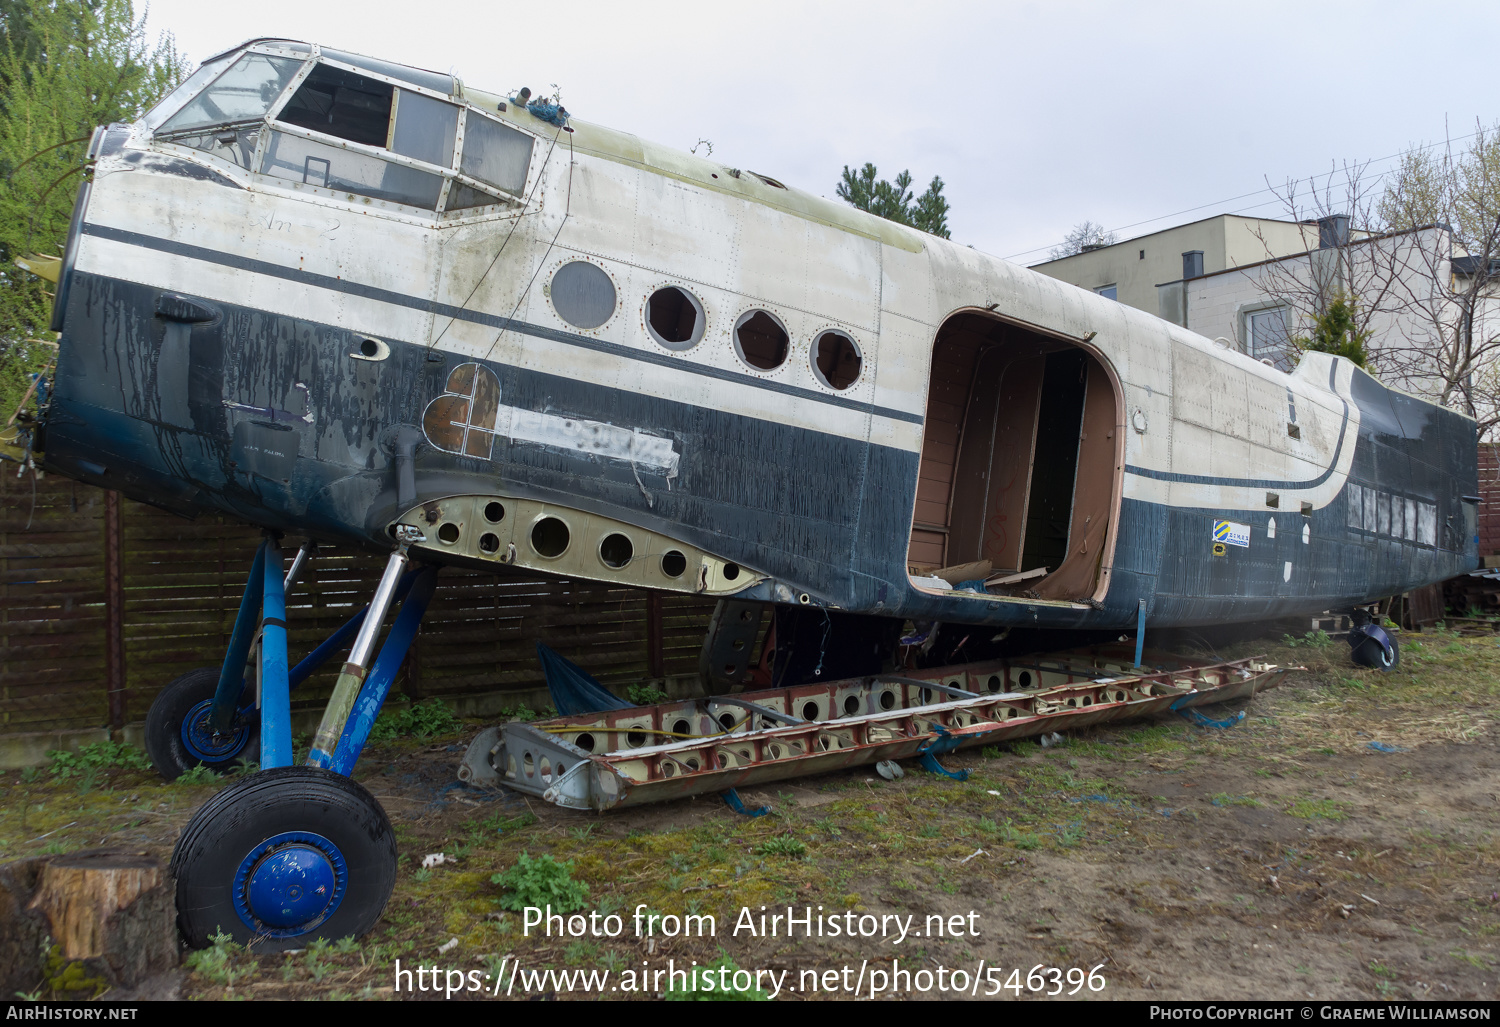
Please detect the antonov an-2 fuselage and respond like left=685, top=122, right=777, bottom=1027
left=41, top=39, right=1478, bottom=634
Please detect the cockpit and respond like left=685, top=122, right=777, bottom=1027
left=140, top=40, right=537, bottom=216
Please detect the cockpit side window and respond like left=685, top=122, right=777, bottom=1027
left=277, top=63, right=393, bottom=147
left=390, top=89, right=459, bottom=167
left=458, top=111, right=534, bottom=197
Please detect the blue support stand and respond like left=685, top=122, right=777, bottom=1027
left=324, top=566, right=439, bottom=775
left=209, top=542, right=266, bottom=732
left=260, top=536, right=293, bottom=769
left=1134, top=598, right=1147, bottom=668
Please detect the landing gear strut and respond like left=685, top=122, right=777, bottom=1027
left=164, top=530, right=437, bottom=948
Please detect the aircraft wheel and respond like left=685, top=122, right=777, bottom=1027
left=144, top=667, right=258, bottom=781
left=171, top=766, right=397, bottom=950
left=1350, top=633, right=1399, bottom=671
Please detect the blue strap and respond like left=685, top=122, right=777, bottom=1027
left=1174, top=705, right=1245, bottom=729
left=919, top=751, right=969, bottom=780
left=916, top=726, right=970, bottom=780
left=721, top=788, right=770, bottom=817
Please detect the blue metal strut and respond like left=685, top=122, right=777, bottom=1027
left=260, top=536, right=293, bottom=768
left=323, top=565, right=439, bottom=775
left=209, top=541, right=265, bottom=732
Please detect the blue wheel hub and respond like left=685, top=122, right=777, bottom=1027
left=233, top=831, right=348, bottom=936
left=181, top=699, right=250, bottom=762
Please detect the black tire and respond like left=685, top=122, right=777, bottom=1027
left=172, top=766, right=397, bottom=951
left=1350, top=634, right=1399, bottom=671
left=144, top=667, right=258, bottom=781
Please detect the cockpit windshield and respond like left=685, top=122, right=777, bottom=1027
left=147, top=44, right=535, bottom=216
left=158, top=52, right=304, bottom=134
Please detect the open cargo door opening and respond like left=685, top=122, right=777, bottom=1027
left=907, top=311, right=1124, bottom=603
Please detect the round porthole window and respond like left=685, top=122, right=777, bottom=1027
left=549, top=261, right=616, bottom=330
left=646, top=287, right=705, bottom=351
left=812, top=330, right=862, bottom=389
left=734, top=310, right=788, bottom=371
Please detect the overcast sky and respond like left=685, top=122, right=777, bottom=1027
left=142, top=0, right=1500, bottom=265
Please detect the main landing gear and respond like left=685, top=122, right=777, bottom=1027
left=149, top=530, right=438, bottom=949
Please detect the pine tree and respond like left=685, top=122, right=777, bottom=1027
left=836, top=162, right=950, bottom=239
left=1294, top=294, right=1369, bottom=368
left=0, top=0, right=184, bottom=418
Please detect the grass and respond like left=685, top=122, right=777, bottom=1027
left=7, top=624, right=1500, bottom=1001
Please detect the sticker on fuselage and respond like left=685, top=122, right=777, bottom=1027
left=1212, top=520, right=1251, bottom=548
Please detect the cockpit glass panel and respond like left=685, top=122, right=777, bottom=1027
left=142, top=53, right=234, bottom=130
left=318, top=49, right=453, bottom=95
left=277, top=63, right=393, bottom=148
left=390, top=89, right=458, bottom=168
left=459, top=112, right=533, bottom=195
left=262, top=130, right=443, bottom=209
left=158, top=53, right=303, bottom=134
left=445, top=181, right=502, bottom=211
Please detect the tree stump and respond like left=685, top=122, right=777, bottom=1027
left=0, top=849, right=178, bottom=997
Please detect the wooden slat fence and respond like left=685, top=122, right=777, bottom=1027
left=2, top=470, right=718, bottom=735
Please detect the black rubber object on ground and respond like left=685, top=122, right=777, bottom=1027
left=1349, top=633, right=1399, bottom=671
left=143, top=667, right=258, bottom=781
left=171, top=766, right=398, bottom=951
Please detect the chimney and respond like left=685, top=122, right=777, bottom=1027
left=1318, top=214, right=1350, bottom=249
left=1182, top=250, right=1204, bottom=280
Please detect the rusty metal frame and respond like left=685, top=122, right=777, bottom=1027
left=462, top=646, right=1291, bottom=811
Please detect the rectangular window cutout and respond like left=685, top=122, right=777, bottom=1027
left=277, top=63, right=394, bottom=148
left=262, top=130, right=442, bottom=209
left=1265, top=492, right=1280, bottom=508
left=1346, top=484, right=1364, bottom=529
left=1300, top=501, right=1313, bottom=517
left=1287, top=422, right=1301, bottom=440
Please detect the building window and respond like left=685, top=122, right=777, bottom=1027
left=1246, top=306, right=1292, bottom=370
left=1096, top=285, right=1117, bottom=301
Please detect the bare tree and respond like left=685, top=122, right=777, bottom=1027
left=1246, top=160, right=1406, bottom=362
left=1049, top=221, right=1117, bottom=260
left=1376, top=122, right=1500, bottom=437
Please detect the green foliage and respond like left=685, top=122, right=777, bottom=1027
left=753, top=835, right=807, bottom=859
left=626, top=683, right=668, bottom=705
left=1292, top=295, right=1368, bottom=367
left=0, top=0, right=185, bottom=416
left=496, top=702, right=544, bottom=723
left=1281, top=629, right=1334, bottom=649
left=1284, top=797, right=1347, bottom=821
left=490, top=851, right=589, bottom=913
left=46, top=740, right=150, bottom=778
left=185, top=930, right=252, bottom=987
left=369, top=698, right=460, bottom=740
left=665, top=952, right=769, bottom=1001
left=174, top=763, right=218, bottom=786
left=837, top=162, right=950, bottom=238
